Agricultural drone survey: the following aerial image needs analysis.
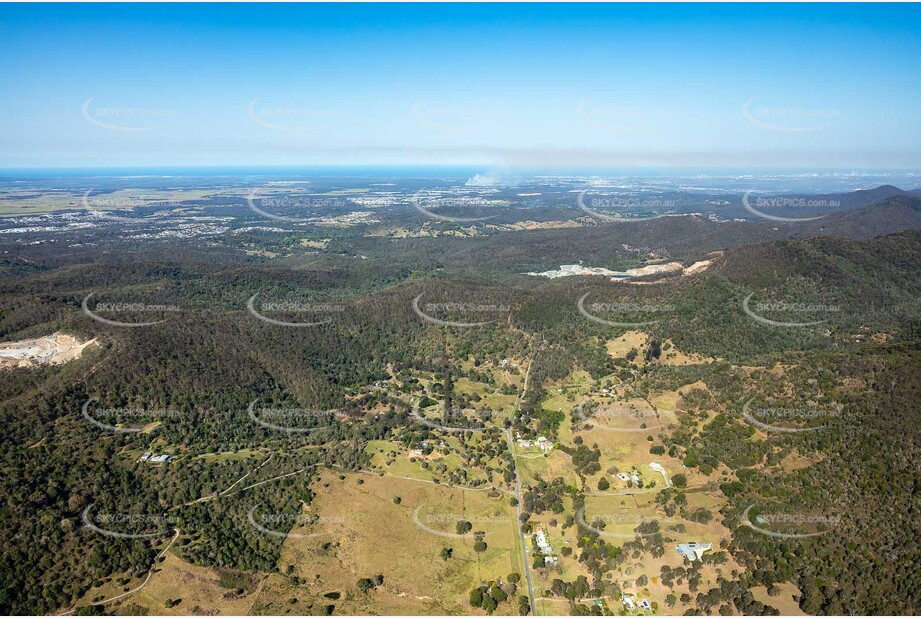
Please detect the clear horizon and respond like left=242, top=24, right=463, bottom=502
left=2, top=3, right=920, bottom=170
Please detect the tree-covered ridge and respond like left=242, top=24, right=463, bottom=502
left=0, top=208, right=919, bottom=614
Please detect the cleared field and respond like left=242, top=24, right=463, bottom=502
left=76, top=550, right=262, bottom=616
left=0, top=188, right=215, bottom=216
left=365, top=437, right=503, bottom=488
left=134, top=553, right=262, bottom=615
left=368, top=439, right=452, bottom=481
left=606, top=332, right=650, bottom=363
left=454, top=376, right=519, bottom=420
left=589, top=397, right=663, bottom=431
left=750, top=582, right=805, bottom=615
left=277, top=471, right=522, bottom=615
left=516, top=449, right=579, bottom=487
left=658, top=339, right=718, bottom=366
left=605, top=332, right=717, bottom=367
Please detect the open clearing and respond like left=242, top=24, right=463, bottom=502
left=605, top=331, right=717, bottom=367
left=0, top=188, right=216, bottom=216
left=276, top=470, right=522, bottom=615
left=74, top=548, right=262, bottom=616
left=0, top=332, right=97, bottom=369
left=750, top=583, right=805, bottom=615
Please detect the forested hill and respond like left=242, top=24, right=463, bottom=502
left=346, top=194, right=921, bottom=274
left=0, top=186, right=920, bottom=614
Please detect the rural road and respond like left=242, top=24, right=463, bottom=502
left=506, top=428, right=536, bottom=616
left=508, top=339, right=537, bottom=616
left=58, top=527, right=181, bottom=615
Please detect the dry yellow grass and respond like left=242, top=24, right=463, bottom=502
left=299, top=239, right=330, bottom=249
left=750, top=582, right=805, bottom=615
left=80, top=551, right=262, bottom=616
left=277, top=470, right=522, bottom=615
left=604, top=331, right=717, bottom=367
left=606, top=332, right=650, bottom=362
left=658, top=340, right=717, bottom=366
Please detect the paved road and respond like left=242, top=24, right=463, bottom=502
left=506, top=428, right=536, bottom=616
left=508, top=340, right=537, bottom=616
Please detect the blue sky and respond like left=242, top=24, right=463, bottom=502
left=1, top=3, right=920, bottom=170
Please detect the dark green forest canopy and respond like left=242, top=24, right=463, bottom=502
left=0, top=194, right=919, bottom=615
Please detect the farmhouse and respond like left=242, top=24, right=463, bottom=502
left=138, top=452, right=176, bottom=464
left=649, top=461, right=670, bottom=485
left=676, top=542, right=712, bottom=561
left=621, top=594, right=637, bottom=610
left=517, top=435, right=554, bottom=452
left=535, top=528, right=553, bottom=555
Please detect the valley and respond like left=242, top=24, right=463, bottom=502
left=0, top=175, right=919, bottom=617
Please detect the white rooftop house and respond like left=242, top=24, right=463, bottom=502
left=616, top=470, right=641, bottom=484
left=649, top=461, right=671, bottom=486
left=518, top=436, right=553, bottom=452
left=138, top=452, right=176, bottom=464
left=676, top=542, right=712, bottom=561
left=621, top=594, right=637, bottom=610
left=535, top=528, right=553, bottom=555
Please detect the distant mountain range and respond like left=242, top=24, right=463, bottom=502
left=351, top=188, right=921, bottom=273
left=785, top=184, right=921, bottom=210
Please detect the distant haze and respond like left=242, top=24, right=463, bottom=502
left=1, top=3, right=920, bottom=169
